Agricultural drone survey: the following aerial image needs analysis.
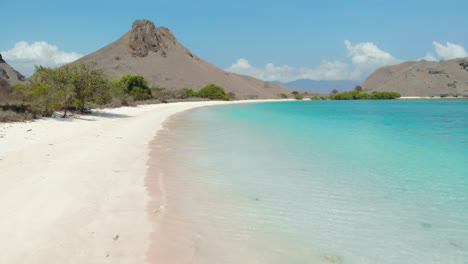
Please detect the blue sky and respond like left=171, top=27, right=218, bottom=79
left=2, top=0, right=468, bottom=80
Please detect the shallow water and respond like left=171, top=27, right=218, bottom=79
left=151, top=100, right=468, bottom=263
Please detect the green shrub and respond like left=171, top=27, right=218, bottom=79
left=197, top=83, right=229, bottom=100
left=169, top=88, right=197, bottom=99
left=370, top=91, right=401, bottom=99
left=294, top=94, right=304, bottom=100
left=11, top=64, right=110, bottom=117
left=329, top=90, right=400, bottom=100
left=114, top=74, right=152, bottom=101
left=279, top=93, right=288, bottom=99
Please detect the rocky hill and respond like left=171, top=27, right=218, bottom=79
left=360, top=58, right=468, bottom=97
left=75, top=19, right=293, bottom=99
left=0, top=54, right=26, bottom=101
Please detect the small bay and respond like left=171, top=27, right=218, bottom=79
left=153, top=100, right=468, bottom=263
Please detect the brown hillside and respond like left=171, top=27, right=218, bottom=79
left=74, top=19, right=293, bottom=99
left=0, top=54, right=25, bottom=101
left=0, top=77, right=11, bottom=101
left=360, top=58, right=468, bottom=97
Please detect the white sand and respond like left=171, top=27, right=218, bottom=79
left=0, top=100, right=282, bottom=263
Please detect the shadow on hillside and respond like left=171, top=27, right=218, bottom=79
left=52, top=111, right=131, bottom=122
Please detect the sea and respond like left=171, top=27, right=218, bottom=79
left=151, top=100, right=468, bottom=263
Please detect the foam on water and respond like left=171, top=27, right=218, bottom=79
left=150, top=100, right=468, bottom=263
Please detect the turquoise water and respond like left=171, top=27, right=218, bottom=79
left=154, top=100, right=468, bottom=263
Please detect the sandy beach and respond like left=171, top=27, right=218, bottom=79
left=0, top=100, right=280, bottom=264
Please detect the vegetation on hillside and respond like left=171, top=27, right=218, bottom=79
left=13, top=64, right=110, bottom=117
left=1, top=64, right=233, bottom=122
left=310, top=86, right=400, bottom=100
left=197, top=83, right=229, bottom=100
left=113, top=74, right=152, bottom=101
left=328, top=91, right=401, bottom=100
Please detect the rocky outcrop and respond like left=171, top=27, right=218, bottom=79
left=459, top=59, right=468, bottom=71
left=0, top=54, right=5, bottom=63
left=128, top=19, right=163, bottom=57
left=127, top=20, right=178, bottom=58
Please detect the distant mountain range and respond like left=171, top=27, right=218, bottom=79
left=277, top=79, right=360, bottom=94
left=361, top=58, right=468, bottom=97
left=74, top=19, right=293, bottom=99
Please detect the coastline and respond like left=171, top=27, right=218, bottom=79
left=0, top=99, right=285, bottom=263
left=398, top=96, right=468, bottom=100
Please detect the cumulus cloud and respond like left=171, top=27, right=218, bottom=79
left=432, top=41, right=468, bottom=60
left=227, top=40, right=400, bottom=82
left=344, top=40, right=401, bottom=76
left=420, top=53, right=439, bottom=61
left=228, top=58, right=355, bottom=82
left=228, top=58, right=263, bottom=78
left=1, top=41, right=83, bottom=76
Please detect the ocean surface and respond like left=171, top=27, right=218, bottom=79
left=152, top=100, right=468, bottom=263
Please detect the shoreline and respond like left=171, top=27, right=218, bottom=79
left=398, top=96, right=468, bottom=100
left=0, top=99, right=285, bottom=263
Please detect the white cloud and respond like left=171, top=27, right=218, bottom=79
left=227, top=40, right=400, bottom=82
left=432, top=41, right=468, bottom=60
left=1, top=41, right=83, bottom=76
left=344, top=40, right=401, bottom=77
left=420, top=53, right=439, bottom=61
left=227, top=58, right=355, bottom=82
left=228, top=58, right=263, bottom=78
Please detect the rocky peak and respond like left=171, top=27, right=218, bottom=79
left=0, top=54, right=5, bottom=63
left=128, top=19, right=175, bottom=58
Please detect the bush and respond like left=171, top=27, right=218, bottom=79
left=227, top=92, right=236, bottom=100
left=279, top=93, right=288, bottom=99
left=294, top=94, right=304, bottom=100
left=114, top=74, right=152, bottom=101
left=170, top=88, right=197, bottom=99
left=329, top=90, right=400, bottom=100
left=0, top=110, right=33, bottom=122
left=12, top=64, right=110, bottom=117
left=370, top=91, right=401, bottom=99
left=197, top=83, right=229, bottom=100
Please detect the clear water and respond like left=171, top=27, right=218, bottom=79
left=152, top=100, right=468, bottom=263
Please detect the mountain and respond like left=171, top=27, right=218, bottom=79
left=0, top=77, right=11, bottom=101
left=0, top=54, right=26, bottom=101
left=75, top=19, right=293, bottom=99
left=360, top=58, right=468, bottom=97
left=279, top=79, right=360, bottom=94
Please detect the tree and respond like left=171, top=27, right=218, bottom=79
left=115, top=74, right=152, bottom=101
left=13, top=64, right=111, bottom=117
left=68, top=64, right=110, bottom=112
left=294, top=94, right=304, bottom=100
left=331, top=89, right=339, bottom=94
left=292, top=91, right=299, bottom=96
left=354, top=85, right=363, bottom=91
left=197, top=83, right=229, bottom=100
left=15, top=66, right=73, bottom=117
